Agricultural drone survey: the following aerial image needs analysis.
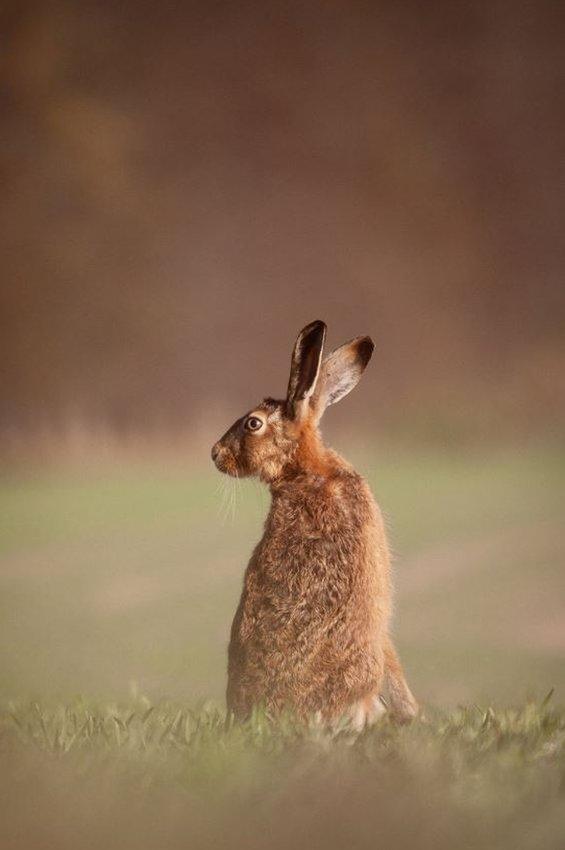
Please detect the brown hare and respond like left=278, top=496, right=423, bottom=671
left=211, top=320, right=418, bottom=727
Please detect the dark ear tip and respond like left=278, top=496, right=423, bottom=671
left=302, top=319, right=327, bottom=337
left=357, top=336, right=374, bottom=365
left=296, top=319, right=327, bottom=350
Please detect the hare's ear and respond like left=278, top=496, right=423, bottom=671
left=286, top=320, right=327, bottom=419
left=312, top=336, right=374, bottom=420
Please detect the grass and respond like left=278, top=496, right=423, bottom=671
left=1, top=696, right=564, bottom=849
left=0, top=439, right=564, bottom=848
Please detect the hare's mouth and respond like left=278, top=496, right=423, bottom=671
left=213, top=448, right=239, bottom=477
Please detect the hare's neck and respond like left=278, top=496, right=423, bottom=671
left=269, top=447, right=350, bottom=496
left=286, top=427, right=341, bottom=479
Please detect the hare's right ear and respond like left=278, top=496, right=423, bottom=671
left=312, top=335, right=374, bottom=421
left=286, top=320, right=327, bottom=419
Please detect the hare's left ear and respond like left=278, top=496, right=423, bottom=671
left=311, top=335, right=374, bottom=422
left=286, top=320, right=327, bottom=419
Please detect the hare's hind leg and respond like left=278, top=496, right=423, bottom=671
left=384, top=637, right=419, bottom=722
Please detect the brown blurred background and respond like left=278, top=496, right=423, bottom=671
left=2, top=0, right=564, bottom=446
left=0, top=1, right=564, bottom=711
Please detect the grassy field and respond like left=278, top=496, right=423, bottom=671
left=0, top=440, right=564, bottom=848
left=2, top=697, right=564, bottom=850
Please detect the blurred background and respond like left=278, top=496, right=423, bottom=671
left=1, top=0, right=564, bottom=707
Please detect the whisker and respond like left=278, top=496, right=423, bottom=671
left=233, top=469, right=241, bottom=524
left=217, top=477, right=231, bottom=526
left=230, top=476, right=237, bottom=524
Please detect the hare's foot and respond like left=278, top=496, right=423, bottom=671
left=389, top=690, right=419, bottom=724
left=384, top=637, right=419, bottom=723
left=385, top=671, right=419, bottom=722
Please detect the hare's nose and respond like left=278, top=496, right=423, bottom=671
left=211, top=443, right=221, bottom=462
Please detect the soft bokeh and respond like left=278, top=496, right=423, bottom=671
left=2, top=0, right=564, bottom=704
left=2, top=0, right=564, bottom=443
left=1, top=4, right=564, bottom=848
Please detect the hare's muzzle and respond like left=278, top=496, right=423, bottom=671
left=211, top=441, right=237, bottom=475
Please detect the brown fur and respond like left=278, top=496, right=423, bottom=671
left=212, top=321, right=418, bottom=725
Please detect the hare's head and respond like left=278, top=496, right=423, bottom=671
left=211, top=321, right=374, bottom=483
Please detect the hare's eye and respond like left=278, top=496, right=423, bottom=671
left=245, top=416, right=263, bottom=432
